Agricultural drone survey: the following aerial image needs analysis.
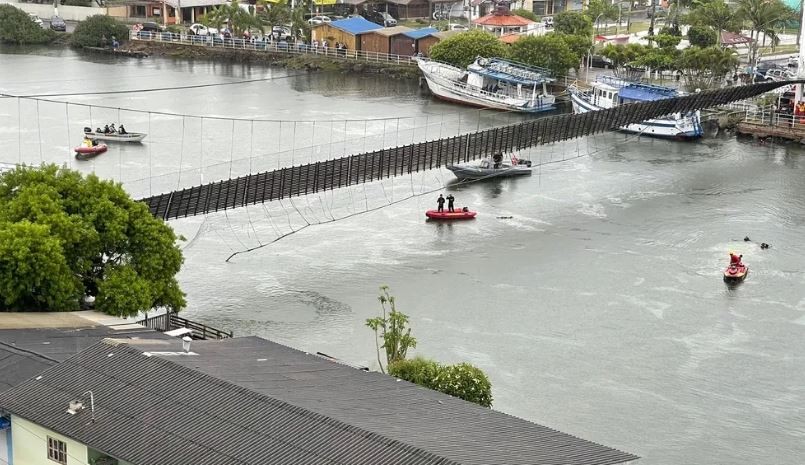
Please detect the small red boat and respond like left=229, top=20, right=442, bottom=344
left=723, top=263, right=749, bottom=283
left=426, top=209, right=477, bottom=220
left=74, top=144, right=108, bottom=160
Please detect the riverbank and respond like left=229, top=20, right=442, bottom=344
left=122, top=41, right=421, bottom=80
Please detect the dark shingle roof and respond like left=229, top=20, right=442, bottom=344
left=160, top=337, right=639, bottom=465
left=0, top=337, right=639, bottom=465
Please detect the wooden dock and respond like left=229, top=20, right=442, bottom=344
left=736, top=120, right=805, bottom=142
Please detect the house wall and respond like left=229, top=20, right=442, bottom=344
left=11, top=416, right=88, bottom=465
left=416, top=35, right=439, bottom=56
left=360, top=32, right=391, bottom=54
left=390, top=35, right=415, bottom=56
left=312, top=24, right=360, bottom=50
left=1, top=426, right=9, bottom=465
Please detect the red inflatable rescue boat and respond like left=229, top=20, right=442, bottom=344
left=425, top=209, right=477, bottom=220
left=723, top=263, right=748, bottom=283
left=74, top=144, right=108, bottom=160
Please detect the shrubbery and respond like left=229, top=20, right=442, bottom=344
left=429, top=30, right=509, bottom=68
left=0, top=4, right=56, bottom=45
left=390, top=357, right=493, bottom=408
left=70, top=15, right=129, bottom=48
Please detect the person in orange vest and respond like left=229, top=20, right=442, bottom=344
left=798, top=102, right=805, bottom=124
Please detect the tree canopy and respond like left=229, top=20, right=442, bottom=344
left=553, top=11, right=593, bottom=37
left=429, top=30, right=508, bottom=68
left=509, top=34, right=580, bottom=77
left=0, top=5, right=56, bottom=45
left=205, top=0, right=262, bottom=36
left=735, top=0, right=794, bottom=64
left=687, top=25, right=718, bottom=48
left=0, top=165, right=186, bottom=317
left=678, top=45, right=738, bottom=90
left=71, top=15, right=129, bottom=48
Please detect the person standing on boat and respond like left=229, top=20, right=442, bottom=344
left=437, top=194, right=445, bottom=212
left=446, top=194, right=455, bottom=212
left=119, top=125, right=127, bottom=135
left=493, top=152, right=503, bottom=169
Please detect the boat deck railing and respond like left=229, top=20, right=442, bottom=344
left=129, top=31, right=418, bottom=67
left=427, top=72, right=554, bottom=107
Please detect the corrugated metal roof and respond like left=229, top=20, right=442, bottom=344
left=330, top=17, right=383, bottom=35
left=368, top=25, right=414, bottom=37
left=154, top=337, right=640, bottom=465
left=0, top=341, right=462, bottom=465
left=403, top=27, right=438, bottom=39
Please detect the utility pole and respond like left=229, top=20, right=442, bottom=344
left=648, top=0, right=656, bottom=37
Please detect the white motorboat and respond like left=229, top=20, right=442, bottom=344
left=568, top=76, right=703, bottom=139
left=417, top=57, right=556, bottom=113
left=447, top=156, right=532, bottom=180
left=84, top=129, right=147, bottom=143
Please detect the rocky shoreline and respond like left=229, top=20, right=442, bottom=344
left=121, top=41, right=421, bottom=80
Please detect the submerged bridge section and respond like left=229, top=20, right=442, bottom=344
left=140, top=81, right=798, bottom=220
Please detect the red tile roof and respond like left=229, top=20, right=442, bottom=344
left=474, top=13, right=534, bottom=27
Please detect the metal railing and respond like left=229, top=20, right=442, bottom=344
left=138, top=311, right=233, bottom=340
left=743, top=104, right=805, bottom=131
left=129, top=30, right=418, bottom=66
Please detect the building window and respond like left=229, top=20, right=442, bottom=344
left=532, top=0, right=546, bottom=15
left=47, top=437, right=67, bottom=465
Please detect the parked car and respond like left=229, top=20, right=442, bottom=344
left=448, top=23, right=468, bottom=31
left=140, top=22, right=164, bottom=32
left=189, top=23, right=218, bottom=35
left=765, top=68, right=795, bottom=81
left=28, top=13, right=43, bottom=27
left=364, top=11, right=397, bottom=27
left=49, top=16, right=66, bottom=32
left=589, top=54, right=613, bottom=69
left=542, top=16, right=553, bottom=28
left=272, top=26, right=293, bottom=41
left=307, top=16, right=332, bottom=25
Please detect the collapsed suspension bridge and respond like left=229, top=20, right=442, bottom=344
left=136, top=80, right=799, bottom=221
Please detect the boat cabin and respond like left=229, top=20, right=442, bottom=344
left=588, top=76, right=680, bottom=109
left=465, top=58, right=554, bottom=109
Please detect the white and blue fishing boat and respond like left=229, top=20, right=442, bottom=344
left=417, top=57, right=557, bottom=113
left=569, top=76, right=703, bottom=139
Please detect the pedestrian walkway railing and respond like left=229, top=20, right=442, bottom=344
left=129, top=30, right=418, bottom=66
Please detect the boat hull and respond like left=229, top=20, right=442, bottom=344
left=569, top=91, right=702, bottom=139
left=723, top=265, right=748, bottom=283
left=418, top=60, right=556, bottom=114
left=446, top=164, right=532, bottom=180
left=426, top=209, right=477, bottom=220
left=74, top=144, right=108, bottom=159
left=85, top=132, right=147, bottom=143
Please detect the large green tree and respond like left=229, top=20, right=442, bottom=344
left=553, top=11, right=593, bottom=37
left=205, top=0, right=262, bottom=36
left=0, top=4, right=56, bottom=45
left=0, top=165, right=185, bottom=317
left=508, top=34, right=579, bottom=77
left=678, top=45, right=739, bottom=90
left=685, top=0, right=741, bottom=45
left=429, top=30, right=508, bottom=68
left=735, top=0, right=794, bottom=64
left=71, top=15, right=129, bottom=48
left=687, top=24, right=718, bottom=47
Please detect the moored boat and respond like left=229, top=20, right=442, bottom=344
left=723, top=264, right=749, bottom=283
left=417, top=57, right=556, bottom=113
left=447, top=156, right=532, bottom=180
left=84, top=128, right=146, bottom=143
left=74, top=144, right=108, bottom=160
left=568, top=76, right=703, bottom=139
left=426, top=209, right=477, bottom=220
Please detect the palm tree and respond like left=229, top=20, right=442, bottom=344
left=735, top=0, right=795, bottom=65
left=205, top=0, right=262, bottom=37
left=686, top=0, right=742, bottom=47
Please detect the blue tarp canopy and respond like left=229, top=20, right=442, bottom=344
left=330, top=17, right=383, bottom=35
left=619, top=84, right=678, bottom=102
left=403, top=27, right=438, bottom=39
left=471, top=67, right=550, bottom=85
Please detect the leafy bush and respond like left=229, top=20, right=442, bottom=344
left=508, top=34, right=579, bottom=77
left=0, top=4, right=56, bottom=45
left=70, top=15, right=129, bottom=48
left=429, top=30, right=508, bottom=68
left=553, top=11, right=592, bottom=36
left=687, top=25, right=717, bottom=48
left=390, top=357, right=493, bottom=407
left=0, top=165, right=186, bottom=316
left=511, top=8, right=538, bottom=21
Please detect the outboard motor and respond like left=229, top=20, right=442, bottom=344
left=83, top=127, right=92, bottom=133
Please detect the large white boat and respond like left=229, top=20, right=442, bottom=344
left=417, top=57, right=556, bottom=113
left=569, top=76, right=703, bottom=139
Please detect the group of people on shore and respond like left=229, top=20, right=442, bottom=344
left=311, top=40, right=349, bottom=56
